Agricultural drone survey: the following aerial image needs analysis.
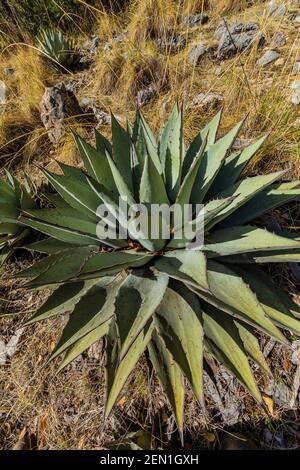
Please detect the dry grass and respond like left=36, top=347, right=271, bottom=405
left=0, top=46, right=53, bottom=170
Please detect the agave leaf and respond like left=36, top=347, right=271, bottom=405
left=0, top=221, right=19, bottom=235
left=203, top=197, right=235, bottom=229
left=168, top=197, right=234, bottom=249
left=139, top=153, right=169, bottom=205
left=204, top=225, right=300, bottom=257
left=217, top=183, right=300, bottom=228
left=111, top=114, right=133, bottom=193
left=235, top=321, right=271, bottom=376
left=105, top=320, right=154, bottom=418
left=148, top=331, right=185, bottom=441
left=26, top=247, right=94, bottom=288
left=154, top=250, right=209, bottom=291
left=0, top=178, right=17, bottom=203
left=115, top=269, right=168, bottom=359
left=138, top=151, right=169, bottom=250
left=205, top=260, right=286, bottom=342
left=19, top=215, right=102, bottom=246
left=15, top=252, right=66, bottom=279
left=132, top=117, right=146, bottom=185
left=232, top=265, right=300, bottom=335
left=57, top=161, right=88, bottom=183
left=201, top=303, right=263, bottom=404
left=182, top=110, right=222, bottom=178
left=58, top=320, right=110, bottom=371
left=20, top=187, right=35, bottom=211
left=252, top=251, right=300, bottom=263
left=138, top=112, right=161, bottom=174
left=88, top=181, right=151, bottom=248
left=42, top=169, right=100, bottom=220
left=25, top=279, right=101, bottom=325
left=50, top=277, right=123, bottom=360
left=159, top=104, right=183, bottom=201
left=0, top=244, right=13, bottom=268
left=155, top=283, right=204, bottom=405
left=80, top=251, right=152, bottom=277
left=43, top=192, right=70, bottom=209
left=24, top=207, right=127, bottom=248
left=207, top=135, right=268, bottom=198
left=24, top=238, right=87, bottom=254
left=95, top=129, right=112, bottom=156
left=87, top=177, right=128, bottom=230
left=207, top=170, right=288, bottom=230
left=105, top=151, right=135, bottom=205
left=175, top=136, right=207, bottom=208
left=23, top=208, right=98, bottom=236
left=191, top=119, right=245, bottom=204
left=219, top=249, right=300, bottom=264
left=73, top=132, right=117, bottom=192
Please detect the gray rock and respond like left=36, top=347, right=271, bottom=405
left=40, top=83, right=83, bottom=143
left=289, top=80, right=300, bottom=90
left=273, top=382, right=292, bottom=407
left=81, top=34, right=100, bottom=55
left=273, top=431, right=286, bottom=449
left=215, top=21, right=259, bottom=40
left=3, top=67, right=14, bottom=76
left=80, top=97, right=112, bottom=125
left=156, top=34, right=186, bottom=53
left=296, top=15, right=300, bottom=23
left=0, top=340, right=6, bottom=365
left=264, top=377, right=293, bottom=407
left=292, top=62, right=300, bottom=74
left=263, top=377, right=275, bottom=395
left=183, top=13, right=209, bottom=27
left=0, top=80, right=8, bottom=104
left=94, top=109, right=111, bottom=126
left=0, top=327, right=24, bottom=364
left=256, top=49, right=280, bottom=66
left=267, top=1, right=286, bottom=17
left=216, top=21, right=265, bottom=60
left=263, top=428, right=273, bottom=443
left=290, top=83, right=300, bottom=105
left=190, top=91, right=223, bottom=110
left=88, top=340, right=103, bottom=361
left=188, top=43, right=207, bottom=65
left=103, top=33, right=126, bottom=52
left=137, top=86, right=156, bottom=107
left=204, top=370, right=244, bottom=426
left=214, top=65, right=223, bottom=76
left=80, top=96, right=94, bottom=108
left=6, top=327, right=24, bottom=358
left=291, top=340, right=300, bottom=365
left=273, top=31, right=286, bottom=47
left=291, top=90, right=300, bottom=105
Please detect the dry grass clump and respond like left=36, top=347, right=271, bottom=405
left=120, top=43, right=169, bottom=95
left=93, top=40, right=168, bottom=106
left=0, top=46, right=52, bottom=166
left=127, top=0, right=177, bottom=44
left=93, top=48, right=126, bottom=96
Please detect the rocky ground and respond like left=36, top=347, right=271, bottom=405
left=0, top=0, right=300, bottom=450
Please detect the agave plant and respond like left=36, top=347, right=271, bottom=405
left=16, top=106, right=300, bottom=440
left=37, top=29, right=77, bottom=69
left=0, top=172, right=35, bottom=268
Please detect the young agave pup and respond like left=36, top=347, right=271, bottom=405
left=0, top=171, right=35, bottom=268
left=14, top=105, right=300, bottom=439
